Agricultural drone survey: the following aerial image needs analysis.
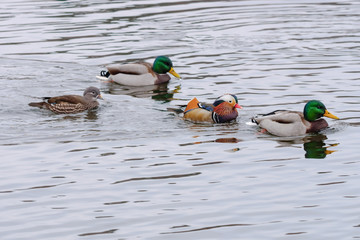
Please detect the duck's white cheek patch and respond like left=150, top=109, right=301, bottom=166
left=220, top=95, right=235, bottom=103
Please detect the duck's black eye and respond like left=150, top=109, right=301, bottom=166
left=229, top=100, right=232, bottom=103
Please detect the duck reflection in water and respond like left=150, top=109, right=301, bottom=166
left=105, top=82, right=180, bottom=102
left=303, top=134, right=338, bottom=159
left=262, top=134, right=338, bottom=159
left=62, top=109, right=99, bottom=121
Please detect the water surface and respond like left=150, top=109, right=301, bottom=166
left=1, top=0, right=360, bottom=239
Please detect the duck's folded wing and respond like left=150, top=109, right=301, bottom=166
left=256, top=112, right=307, bottom=136
left=110, top=73, right=158, bottom=86
left=255, top=111, right=301, bottom=123
left=198, top=102, right=214, bottom=111
left=46, top=95, right=85, bottom=104
left=106, top=63, right=153, bottom=75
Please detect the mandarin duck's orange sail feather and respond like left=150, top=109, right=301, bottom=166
left=184, top=97, right=200, bottom=113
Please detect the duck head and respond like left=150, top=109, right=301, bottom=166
left=84, top=86, right=103, bottom=101
left=212, top=94, right=242, bottom=123
left=303, top=100, right=339, bottom=122
left=153, top=56, right=181, bottom=78
left=213, top=94, right=242, bottom=109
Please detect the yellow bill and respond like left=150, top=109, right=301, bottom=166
left=169, top=67, right=181, bottom=78
left=324, top=109, right=339, bottom=120
left=325, top=150, right=336, bottom=155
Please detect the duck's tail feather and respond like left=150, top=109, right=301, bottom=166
left=29, top=102, right=46, bottom=108
left=167, top=107, right=184, bottom=114
left=100, top=70, right=110, bottom=77
left=96, top=75, right=109, bottom=81
left=184, top=97, right=200, bottom=113
left=96, top=70, right=111, bottom=81
left=251, top=117, right=258, bottom=124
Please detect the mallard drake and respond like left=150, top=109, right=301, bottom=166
left=98, top=56, right=181, bottom=86
left=29, top=86, right=103, bottom=114
left=183, top=94, right=242, bottom=123
left=251, top=100, right=339, bottom=137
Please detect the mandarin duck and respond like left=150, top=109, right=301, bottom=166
left=29, top=86, right=103, bottom=114
left=98, top=56, right=181, bottom=86
left=183, top=94, right=242, bottom=123
left=251, top=100, right=339, bottom=137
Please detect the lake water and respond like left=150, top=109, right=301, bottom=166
left=1, top=0, right=360, bottom=239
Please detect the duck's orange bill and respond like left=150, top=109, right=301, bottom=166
left=98, top=94, right=104, bottom=100
left=324, top=109, right=339, bottom=120
left=235, top=103, right=242, bottom=109
left=169, top=67, right=181, bottom=78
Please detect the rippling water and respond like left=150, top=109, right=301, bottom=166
left=1, top=0, right=360, bottom=239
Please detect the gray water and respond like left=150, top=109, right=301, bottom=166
left=1, top=0, right=360, bottom=239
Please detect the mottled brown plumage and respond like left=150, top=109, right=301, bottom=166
left=29, top=87, right=103, bottom=114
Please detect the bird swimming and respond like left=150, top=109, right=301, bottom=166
left=29, top=86, right=103, bottom=114
left=251, top=100, right=339, bottom=137
left=98, top=56, right=180, bottom=86
left=183, top=94, right=242, bottom=123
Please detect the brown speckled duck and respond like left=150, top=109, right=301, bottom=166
left=251, top=100, right=339, bottom=137
left=29, top=86, right=103, bottom=114
left=183, top=94, right=242, bottom=123
left=98, top=56, right=181, bottom=86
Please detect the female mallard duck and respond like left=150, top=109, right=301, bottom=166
left=251, top=100, right=339, bottom=137
left=29, top=87, right=103, bottom=114
left=98, top=56, right=181, bottom=86
left=183, top=94, right=242, bottom=123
